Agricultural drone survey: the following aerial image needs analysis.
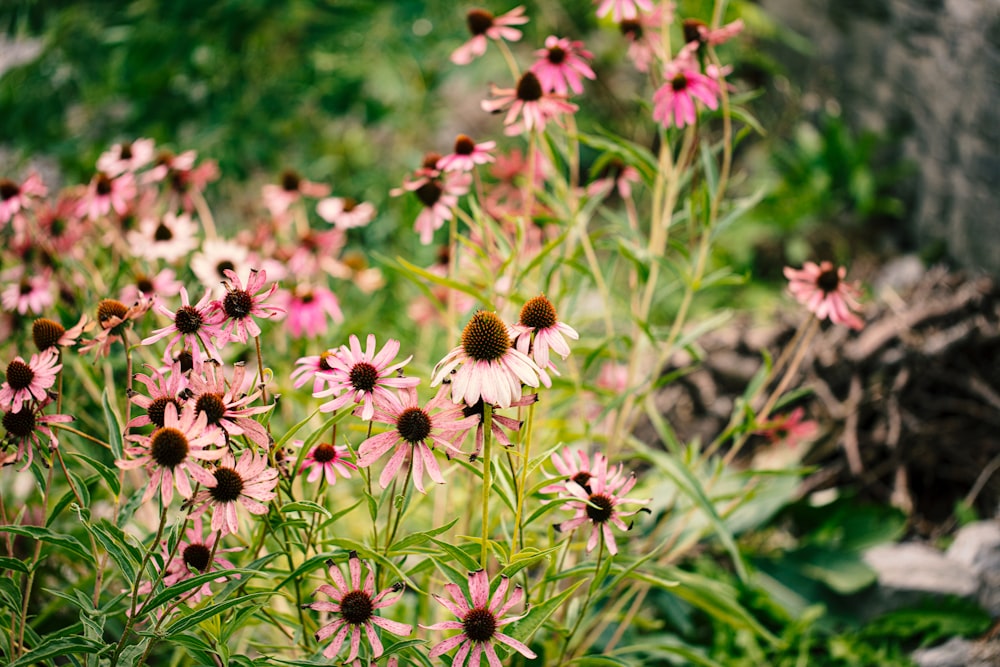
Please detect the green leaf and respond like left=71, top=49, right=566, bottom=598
left=102, top=387, right=124, bottom=460
left=84, top=519, right=142, bottom=582
left=0, top=557, right=29, bottom=573
left=498, top=544, right=563, bottom=580
left=501, top=579, right=585, bottom=656
left=393, top=256, right=493, bottom=309
left=0, top=525, right=94, bottom=564
left=69, top=451, right=121, bottom=496
left=429, top=536, right=480, bottom=572
left=569, top=656, right=634, bottom=667
left=388, top=517, right=459, bottom=553
left=141, top=567, right=259, bottom=614
left=787, top=546, right=877, bottom=594
left=280, top=500, right=332, bottom=519
left=8, top=636, right=107, bottom=667
left=166, top=591, right=274, bottom=634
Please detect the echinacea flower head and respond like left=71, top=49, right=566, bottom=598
left=432, top=310, right=542, bottom=409
left=1, top=403, right=72, bottom=471
left=531, top=35, right=596, bottom=96
left=422, top=569, right=536, bottom=666
left=192, top=449, right=279, bottom=535
left=116, top=403, right=226, bottom=506
left=142, top=287, right=225, bottom=364
left=449, top=393, right=535, bottom=461
left=481, top=71, right=579, bottom=136
left=126, top=363, right=187, bottom=431
left=783, top=261, right=864, bottom=330
left=392, top=168, right=471, bottom=245
left=127, top=211, right=200, bottom=263
left=190, top=238, right=252, bottom=296
left=510, top=294, right=579, bottom=370
left=357, top=386, right=479, bottom=493
left=291, top=349, right=340, bottom=394
left=79, top=298, right=151, bottom=357
left=279, top=283, right=343, bottom=339
left=652, top=45, right=720, bottom=129
left=212, top=268, right=285, bottom=344
left=152, top=517, right=239, bottom=605
left=437, top=135, right=497, bottom=173
left=296, top=440, right=356, bottom=485
left=619, top=4, right=671, bottom=73
left=0, top=350, right=61, bottom=414
left=540, top=446, right=608, bottom=496
left=2, top=271, right=54, bottom=316
left=262, top=169, right=331, bottom=218
left=186, top=361, right=272, bottom=448
left=451, top=6, right=529, bottom=65
left=316, top=197, right=377, bottom=229
left=31, top=315, right=89, bottom=353
left=554, top=455, right=650, bottom=555
left=595, top=0, right=654, bottom=22
left=79, top=171, right=136, bottom=221
left=308, top=551, right=412, bottom=662
left=0, top=172, right=47, bottom=225
left=755, top=407, right=819, bottom=449
left=682, top=17, right=744, bottom=49
left=314, top=334, right=420, bottom=421
left=96, top=138, right=156, bottom=176
left=120, top=268, right=183, bottom=306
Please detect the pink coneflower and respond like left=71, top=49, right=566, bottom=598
left=357, top=386, right=479, bottom=493
left=1, top=403, right=72, bottom=470
left=554, top=455, right=650, bottom=555
left=437, top=135, right=496, bottom=173
left=682, top=17, right=744, bottom=48
left=31, top=315, right=90, bottom=353
left=431, top=310, right=542, bottom=410
left=325, top=251, right=385, bottom=294
left=391, top=167, right=471, bottom=246
left=116, top=403, right=225, bottom=506
left=192, top=449, right=279, bottom=535
left=119, top=268, right=183, bottom=306
left=186, top=361, right=271, bottom=448
left=211, top=268, right=284, bottom=344
left=509, top=294, right=579, bottom=371
left=448, top=394, right=535, bottom=461
left=166, top=159, right=219, bottom=212
left=595, top=0, right=654, bottom=22
left=96, top=138, right=156, bottom=176
left=126, top=363, right=187, bottom=431
left=652, top=44, right=720, bottom=129
left=127, top=211, right=200, bottom=263
left=143, top=150, right=198, bottom=183
left=619, top=5, right=670, bottom=73
left=295, top=440, right=356, bottom=485
left=291, top=350, right=340, bottom=395
left=540, top=446, right=607, bottom=496
left=316, top=197, right=376, bottom=229
left=451, top=6, right=529, bottom=65
left=308, top=551, right=412, bottom=662
left=314, top=334, right=420, bottom=421
left=0, top=350, right=61, bottom=413
left=422, top=569, right=536, bottom=665
left=587, top=157, right=642, bottom=199
left=481, top=71, right=579, bottom=136
left=0, top=173, right=47, bottom=225
left=191, top=238, right=253, bottom=295
left=279, top=284, right=343, bottom=339
left=79, top=172, right=137, bottom=220
left=143, top=517, right=239, bottom=605
left=531, top=36, right=596, bottom=96
left=142, top=287, right=225, bottom=363
left=1, top=270, right=54, bottom=316
left=783, top=261, right=865, bottom=330
left=262, top=169, right=331, bottom=218
left=31, top=195, right=89, bottom=257
left=78, top=298, right=152, bottom=358
left=755, top=407, right=819, bottom=450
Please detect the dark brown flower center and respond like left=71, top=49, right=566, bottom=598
left=32, top=318, right=66, bottom=351
left=96, top=173, right=113, bottom=196
left=817, top=269, right=840, bottom=293
left=174, top=305, right=204, bottom=334
left=466, top=9, right=495, bottom=36
left=683, top=18, right=707, bottom=46
left=519, top=295, right=558, bottom=330
left=5, top=360, right=35, bottom=391
left=209, top=466, right=244, bottom=502
left=349, top=362, right=378, bottom=393
left=97, top=299, right=129, bottom=325
left=312, top=443, right=338, bottom=463
left=586, top=493, right=614, bottom=523
left=216, top=260, right=236, bottom=279
left=0, top=179, right=20, bottom=200
left=461, top=398, right=485, bottom=419
left=396, top=407, right=432, bottom=444
left=155, top=150, right=174, bottom=167
left=340, top=589, right=374, bottom=625
left=422, top=152, right=443, bottom=171
left=3, top=408, right=36, bottom=438
left=136, top=275, right=155, bottom=294
left=18, top=279, right=32, bottom=296
left=454, top=134, right=476, bottom=155
left=182, top=542, right=211, bottom=572
left=547, top=46, right=567, bottom=64
left=223, top=289, right=253, bottom=319
left=318, top=351, right=336, bottom=371
left=462, top=607, right=497, bottom=642
left=571, top=471, right=592, bottom=491
left=281, top=169, right=301, bottom=192
left=620, top=19, right=642, bottom=38
left=147, top=396, right=180, bottom=429
left=342, top=197, right=357, bottom=211
left=154, top=222, right=174, bottom=241
left=461, top=311, right=510, bottom=362
left=150, top=426, right=189, bottom=469
left=176, top=351, right=194, bottom=373
left=299, top=291, right=315, bottom=304
left=195, top=393, right=227, bottom=426
left=415, top=180, right=443, bottom=208
left=516, top=72, right=543, bottom=102
left=671, top=73, right=689, bottom=92
left=119, top=142, right=134, bottom=160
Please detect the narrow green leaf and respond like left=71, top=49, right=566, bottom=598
left=501, top=579, right=585, bottom=655
left=0, top=526, right=94, bottom=564
left=281, top=501, right=331, bottom=519
left=8, top=636, right=107, bottom=667
left=0, top=557, right=29, bottom=573
left=166, top=591, right=274, bottom=634
left=429, top=537, right=479, bottom=572
left=389, top=517, right=459, bottom=553
left=69, top=452, right=121, bottom=496
left=141, top=567, right=259, bottom=614
left=101, top=388, right=124, bottom=460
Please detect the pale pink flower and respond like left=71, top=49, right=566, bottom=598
left=127, top=211, right=200, bottom=263
left=652, top=44, right=720, bottom=128
left=31, top=315, right=90, bottom=353
left=116, top=403, right=226, bottom=506
left=295, top=440, right=356, bottom=485
left=357, top=386, right=479, bottom=494
left=262, top=169, right=331, bottom=218
left=0, top=350, right=61, bottom=413
left=619, top=5, right=671, bottom=72
left=126, top=363, right=188, bottom=431
left=451, top=6, right=529, bottom=65
left=31, top=195, right=89, bottom=256
left=291, top=350, right=340, bottom=395
left=531, top=35, right=596, bottom=96
left=587, top=158, right=642, bottom=199
left=481, top=71, right=578, bottom=136
left=554, top=455, right=650, bottom=555
left=596, top=361, right=629, bottom=392
left=436, top=134, right=496, bottom=173
left=210, top=268, right=285, bottom=344
left=447, top=393, right=535, bottom=461
left=509, top=294, right=579, bottom=370
left=79, top=298, right=152, bottom=358
left=596, top=0, right=654, bottom=22
left=186, top=361, right=272, bottom=448
left=96, top=138, right=156, bottom=176
left=192, top=449, right=279, bottom=535
left=316, top=197, right=376, bottom=229
left=391, top=169, right=471, bottom=245
left=2, top=270, right=54, bottom=316
left=308, top=552, right=412, bottom=662
left=79, top=172, right=137, bottom=220
left=143, top=150, right=197, bottom=184
left=783, top=261, right=864, bottom=330
left=165, top=159, right=220, bottom=212
left=191, top=238, right=253, bottom=295
left=279, top=284, right=343, bottom=339
left=0, top=173, right=47, bottom=225
left=314, top=334, right=420, bottom=421
left=142, top=287, right=225, bottom=363
left=540, top=446, right=608, bottom=496
left=324, top=252, right=385, bottom=294
left=119, top=268, right=183, bottom=306
left=422, top=569, right=536, bottom=665
left=143, top=517, right=240, bottom=605
left=431, top=310, right=542, bottom=410
left=1, top=403, right=73, bottom=471
left=683, top=17, right=744, bottom=47
left=755, top=407, right=819, bottom=449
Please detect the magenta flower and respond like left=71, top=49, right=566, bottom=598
left=127, top=211, right=200, bottom=263
left=619, top=5, right=670, bottom=73
left=143, top=517, right=239, bottom=605
left=79, top=298, right=152, bottom=358
left=447, top=394, right=535, bottom=461
left=142, top=287, right=225, bottom=364
left=291, top=349, right=340, bottom=395
left=0, top=172, right=47, bottom=225
left=116, top=404, right=226, bottom=506
left=79, top=172, right=137, bottom=220
left=437, top=134, right=497, bottom=173
left=509, top=294, right=579, bottom=370
left=314, top=334, right=420, bottom=421
left=481, top=71, right=578, bottom=136
left=531, top=35, right=596, bottom=96
left=1, top=270, right=54, bottom=316
left=755, top=407, right=819, bottom=450
left=0, top=350, right=61, bottom=413
left=126, top=363, right=188, bottom=431
left=554, top=455, right=650, bottom=555
left=211, top=268, right=285, bottom=344
left=279, top=284, right=343, bottom=339
left=192, top=449, right=279, bottom=535
left=783, top=261, right=865, bottom=330
left=423, top=569, right=536, bottom=665
left=308, top=551, right=412, bottom=662
left=595, top=0, right=654, bottom=22
left=186, top=361, right=272, bottom=448
left=316, top=197, right=376, bottom=229
left=261, top=169, right=331, bottom=218
left=652, top=45, right=720, bottom=129
left=357, top=387, right=479, bottom=493
left=295, top=440, right=356, bottom=485
left=96, top=138, right=156, bottom=176
left=391, top=168, right=471, bottom=246
left=431, top=310, right=542, bottom=410
left=683, top=17, right=744, bottom=48
left=587, top=158, right=642, bottom=199
left=1, top=403, right=72, bottom=471
left=451, top=6, right=529, bottom=66
left=540, top=446, right=608, bottom=496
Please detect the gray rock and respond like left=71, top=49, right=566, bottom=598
left=946, top=521, right=1000, bottom=616
left=913, top=637, right=1000, bottom=667
left=862, top=543, right=981, bottom=617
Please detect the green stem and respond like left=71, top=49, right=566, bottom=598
left=15, top=461, right=54, bottom=658
left=511, top=402, right=535, bottom=550
left=480, top=404, right=494, bottom=569
left=383, top=455, right=414, bottom=556
left=558, top=533, right=605, bottom=664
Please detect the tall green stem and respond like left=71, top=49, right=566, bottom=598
left=480, top=404, right=494, bottom=569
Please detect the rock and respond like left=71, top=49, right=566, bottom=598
left=863, top=543, right=980, bottom=616
left=913, top=637, right=1000, bottom=667
left=946, top=520, right=1000, bottom=616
